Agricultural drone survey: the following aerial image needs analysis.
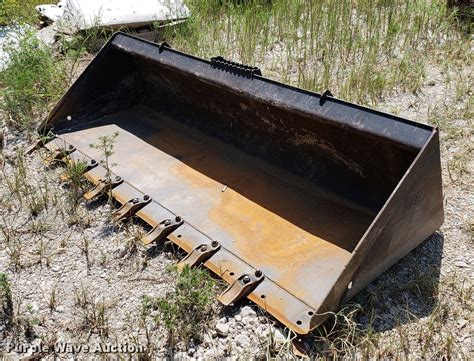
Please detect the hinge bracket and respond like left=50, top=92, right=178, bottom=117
left=26, top=134, right=56, bottom=155
left=112, top=195, right=152, bottom=221
left=44, top=145, right=75, bottom=165
left=177, top=241, right=220, bottom=270
left=142, top=216, right=184, bottom=245
left=83, top=176, right=123, bottom=201
left=210, top=56, right=262, bottom=77
left=218, top=270, right=264, bottom=306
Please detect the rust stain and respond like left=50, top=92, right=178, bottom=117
left=60, top=117, right=363, bottom=310
left=170, top=151, right=353, bottom=305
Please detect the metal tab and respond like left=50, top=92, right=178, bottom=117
left=83, top=176, right=123, bottom=201
left=44, top=144, right=75, bottom=165
left=177, top=241, right=220, bottom=270
left=319, top=89, right=333, bottom=106
left=142, top=216, right=184, bottom=245
left=112, top=194, right=152, bottom=221
left=218, top=270, right=264, bottom=306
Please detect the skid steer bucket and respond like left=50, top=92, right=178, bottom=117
left=35, top=33, right=443, bottom=334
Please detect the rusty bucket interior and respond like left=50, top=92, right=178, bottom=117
left=36, top=33, right=444, bottom=334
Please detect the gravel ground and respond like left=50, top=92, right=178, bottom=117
left=0, top=55, right=472, bottom=359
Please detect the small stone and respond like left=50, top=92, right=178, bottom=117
left=218, top=316, right=228, bottom=324
left=114, top=246, right=128, bottom=259
left=28, top=302, right=39, bottom=313
left=272, top=329, right=287, bottom=344
left=216, top=323, right=229, bottom=336
left=240, top=306, right=256, bottom=318
left=51, top=265, right=61, bottom=272
left=235, top=334, right=251, bottom=348
left=234, top=315, right=242, bottom=322
left=244, top=317, right=256, bottom=326
left=188, top=348, right=196, bottom=356
left=457, top=319, right=468, bottom=329
left=202, top=333, right=213, bottom=346
left=454, top=260, right=469, bottom=268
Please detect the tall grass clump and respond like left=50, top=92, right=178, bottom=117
left=142, top=265, right=216, bottom=348
left=0, top=30, right=69, bottom=131
left=162, top=0, right=469, bottom=104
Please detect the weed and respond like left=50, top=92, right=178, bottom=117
left=142, top=265, right=216, bottom=347
left=45, top=286, right=58, bottom=313
left=117, top=222, right=146, bottom=260
left=74, top=287, right=111, bottom=338
left=63, top=160, right=89, bottom=191
left=78, top=238, right=92, bottom=272
left=32, top=237, right=52, bottom=267
left=89, top=131, right=119, bottom=204
left=6, top=239, right=23, bottom=270
left=0, top=273, right=13, bottom=327
left=2, top=149, right=53, bottom=216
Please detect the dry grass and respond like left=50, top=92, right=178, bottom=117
left=162, top=0, right=471, bottom=104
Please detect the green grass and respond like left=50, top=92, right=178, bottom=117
left=0, top=30, right=69, bottom=131
left=142, top=265, right=216, bottom=348
left=0, top=0, right=56, bottom=25
left=161, top=0, right=470, bottom=104
left=0, top=273, right=13, bottom=327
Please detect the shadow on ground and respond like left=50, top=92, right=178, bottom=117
left=353, top=231, right=444, bottom=332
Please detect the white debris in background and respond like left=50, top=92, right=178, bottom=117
left=0, top=24, right=58, bottom=71
left=35, top=1, right=67, bottom=22
left=0, top=26, right=30, bottom=71
left=36, top=0, right=190, bottom=34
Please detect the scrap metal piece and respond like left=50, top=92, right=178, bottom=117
left=44, top=144, right=75, bottom=165
left=218, top=270, right=264, bottom=306
left=83, top=176, right=123, bottom=201
left=142, top=216, right=184, bottom=245
left=177, top=241, right=220, bottom=270
left=112, top=194, right=152, bottom=221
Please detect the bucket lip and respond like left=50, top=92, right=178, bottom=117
left=106, top=32, right=435, bottom=151
left=109, top=31, right=436, bottom=134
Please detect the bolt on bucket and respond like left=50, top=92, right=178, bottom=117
left=34, top=33, right=444, bottom=334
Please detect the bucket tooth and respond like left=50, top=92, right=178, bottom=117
left=83, top=176, right=123, bottom=201
left=44, top=144, right=75, bottom=165
left=177, top=241, right=220, bottom=270
left=142, top=216, right=184, bottom=245
left=218, top=270, right=264, bottom=306
left=112, top=195, right=152, bottom=221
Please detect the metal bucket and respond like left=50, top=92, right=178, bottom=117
left=35, top=33, right=444, bottom=334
